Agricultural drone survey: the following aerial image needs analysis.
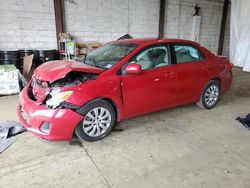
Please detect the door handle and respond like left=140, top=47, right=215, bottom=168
left=202, top=66, right=209, bottom=70
left=154, top=78, right=160, bottom=82
left=164, top=72, right=175, bottom=77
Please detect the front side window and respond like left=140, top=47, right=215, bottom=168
left=173, top=44, right=204, bottom=64
left=84, top=42, right=138, bottom=69
left=131, top=45, right=169, bottom=70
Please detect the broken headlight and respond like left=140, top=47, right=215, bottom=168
left=46, top=90, right=73, bottom=109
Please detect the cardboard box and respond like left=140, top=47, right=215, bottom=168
left=59, top=32, right=71, bottom=41
left=0, top=65, right=20, bottom=95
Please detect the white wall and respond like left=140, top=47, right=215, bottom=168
left=0, top=0, right=230, bottom=56
left=64, top=0, right=230, bottom=55
left=0, top=0, right=57, bottom=49
left=129, top=0, right=160, bottom=38
left=64, top=0, right=160, bottom=43
left=164, top=0, right=226, bottom=54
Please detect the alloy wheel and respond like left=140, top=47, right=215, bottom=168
left=204, top=85, right=219, bottom=107
left=82, top=107, right=112, bottom=137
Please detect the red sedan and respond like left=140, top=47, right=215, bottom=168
left=17, top=38, right=233, bottom=141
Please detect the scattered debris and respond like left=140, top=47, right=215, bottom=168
left=68, top=137, right=83, bottom=147
left=0, top=121, right=26, bottom=154
left=236, top=114, right=250, bottom=130
left=117, top=34, right=133, bottom=40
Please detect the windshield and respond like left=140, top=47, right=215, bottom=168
left=84, top=42, right=138, bottom=69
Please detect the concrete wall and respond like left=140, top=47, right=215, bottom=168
left=164, top=0, right=225, bottom=54
left=0, top=0, right=230, bottom=56
left=0, top=0, right=57, bottom=49
left=65, top=0, right=229, bottom=55
left=64, top=0, right=160, bottom=43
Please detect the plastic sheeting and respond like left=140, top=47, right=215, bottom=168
left=0, top=121, right=26, bottom=154
left=230, top=0, right=250, bottom=72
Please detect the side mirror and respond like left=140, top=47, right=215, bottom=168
left=125, top=63, right=142, bottom=74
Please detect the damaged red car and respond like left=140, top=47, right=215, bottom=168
left=17, top=38, right=233, bottom=141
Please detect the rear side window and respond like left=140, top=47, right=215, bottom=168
left=173, top=44, right=205, bottom=64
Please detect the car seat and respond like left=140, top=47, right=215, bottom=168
left=148, top=49, right=168, bottom=68
left=136, top=52, right=154, bottom=70
left=176, top=49, right=196, bottom=63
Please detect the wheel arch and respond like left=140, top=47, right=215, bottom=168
left=210, top=77, right=222, bottom=91
left=211, top=77, right=221, bottom=84
left=77, top=97, right=121, bottom=122
left=196, top=77, right=221, bottom=102
left=101, top=97, right=120, bottom=121
left=196, top=78, right=221, bottom=109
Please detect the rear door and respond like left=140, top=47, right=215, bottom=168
left=121, top=44, right=177, bottom=117
left=171, top=43, right=211, bottom=104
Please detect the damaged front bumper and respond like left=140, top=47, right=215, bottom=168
left=17, top=85, right=84, bottom=141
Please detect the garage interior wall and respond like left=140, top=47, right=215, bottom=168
left=164, top=0, right=230, bottom=55
left=0, top=0, right=57, bottom=49
left=0, top=0, right=230, bottom=56
left=64, top=0, right=160, bottom=42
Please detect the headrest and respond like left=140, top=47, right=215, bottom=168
left=176, top=49, right=189, bottom=56
left=148, top=49, right=166, bottom=59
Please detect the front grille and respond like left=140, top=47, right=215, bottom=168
left=33, top=78, right=50, bottom=89
left=27, top=85, right=36, bottom=101
left=30, top=77, right=50, bottom=102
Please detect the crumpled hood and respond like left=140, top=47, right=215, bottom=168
left=34, top=60, right=104, bottom=83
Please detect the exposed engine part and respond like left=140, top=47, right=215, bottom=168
left=29, top=71, right=99, bottom=109
left=34, top=71, right=98, bottom=90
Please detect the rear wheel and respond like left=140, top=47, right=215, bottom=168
left=75, top=100, right=116, bottom=142
left=197, top=80, right=220, bottom=109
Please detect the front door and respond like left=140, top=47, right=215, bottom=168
left=121, top=44, right=177, bottom=117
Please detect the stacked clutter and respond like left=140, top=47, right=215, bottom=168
left=0, top=50, right=20, bottom=69
left=76, top=41, right=102, bottom=60
left=0, top=65, right=20, bottom=95
left=0, top=49, right=59, bottom=95
left=59, top=32, right=102, bottom=60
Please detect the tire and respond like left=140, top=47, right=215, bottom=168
left=197, top=80, right=221, bottom=109
left=75, top=100, right=116, bottom=142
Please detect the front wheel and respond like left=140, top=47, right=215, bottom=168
left=197, top=80, right=221, bottom=109
left=75, top=100, right=116, bottom=142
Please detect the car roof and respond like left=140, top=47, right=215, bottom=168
left=114, top=38, right=201, bottom=46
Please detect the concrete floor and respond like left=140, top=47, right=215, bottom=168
left=1, top=68, right=250, bottom=188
